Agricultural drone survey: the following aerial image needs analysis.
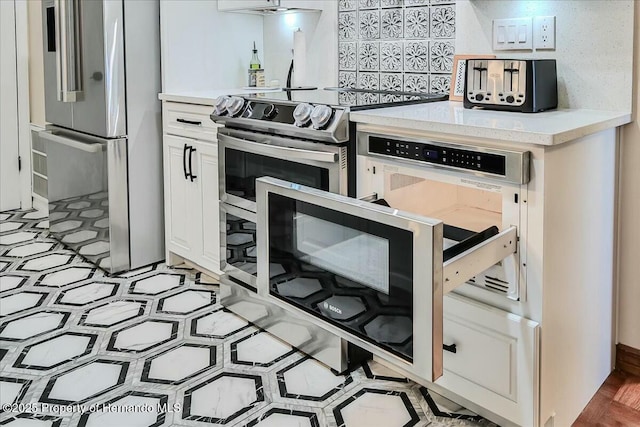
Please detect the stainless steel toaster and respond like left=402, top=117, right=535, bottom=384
left=463, top=59, right=557, bottom=113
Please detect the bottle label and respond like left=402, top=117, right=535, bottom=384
left=248, top=70, right=257, bottom=87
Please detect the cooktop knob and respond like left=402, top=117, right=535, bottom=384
left=226, top=96, right=246, bottom=117
left=310, top=105, right=333, bottom=130
left=506, top=95, right=515, bottom=103
left=213, top=96, right=230, bottom=115
left=293, top=103, right=313, bottom=127
left=263, top=104, right=278, bottom=120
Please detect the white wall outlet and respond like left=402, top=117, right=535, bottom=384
left=534, top=16, right=556, bottom=50
left=493, top=17, right=533, bottom=51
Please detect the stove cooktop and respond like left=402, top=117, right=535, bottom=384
left=210, top=88, right=447, bottom=144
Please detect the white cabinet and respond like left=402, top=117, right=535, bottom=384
left=437, top=293, right=538, bottom=427
left=162, top=102, right=222, bottom=276
left=218, top=0, right=279, bottom=11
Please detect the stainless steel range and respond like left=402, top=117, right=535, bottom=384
left=210, top=88, right=447, bottom=372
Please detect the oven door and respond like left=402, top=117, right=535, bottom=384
left=220, top=203, right=259, bottom=289
left=256, top=177, right=517, bottom=382
left=218, top=128, right=347, bottom=212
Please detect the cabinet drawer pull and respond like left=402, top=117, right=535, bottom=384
left=443, top=343, right=457, bottom=353
left=177, top=118, right=202, bottom=126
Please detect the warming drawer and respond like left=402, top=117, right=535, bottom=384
left=255, top=176, right=517, bottom=382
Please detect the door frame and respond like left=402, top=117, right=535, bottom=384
left=15, top=0, right=32, bottom=210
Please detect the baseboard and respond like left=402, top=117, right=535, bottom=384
left=616, top=343, right=640, bottom=377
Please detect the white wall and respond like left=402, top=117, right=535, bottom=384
left=455, top=0, right=634, bottom=111
left=160, top=0, right=264, bottom=92
left=263, top=1, right=338, bottom=89
left=618, top=1, right=640, bottom=350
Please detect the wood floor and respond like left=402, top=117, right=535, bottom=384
left=573, top=370, right=640, bottom=426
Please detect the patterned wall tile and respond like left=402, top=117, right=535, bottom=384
left=337, top=0, right=456, bottom=96
left=381, top=0, right=403, bottom=8
left=359, top=0, right=380, bottom=9
left=380, top=42, right=403, bottom=72
left=358, top=72, right=380, bottom=104
left=381, top=8, right=403, bottom=39
left=404, top=73, right=429, bottom=92
left=404, top=6, right=429, bottom=38
left=430, top=40, right=454, bottom=72
left=380, top=73, right=404, bottom=102
left=430, top=74, right=451, bottom=94
left=339, top=12, right=358, bottom=40
left=339, top=42, right=357, bottom=70
left=404, top=40, right=429, bottom=72
left=339, top=71, right=357, bottom=89
left=430, top=5, right=455, bottom=38
left=359, top=42, right=380, bottom=71
left=380, top=73, right=403, bottom=91
left=358, top=72, right=380, bottom=89
left=359, top=10, right=380, bottom=39
left=339, top=0, right=357, bottom=11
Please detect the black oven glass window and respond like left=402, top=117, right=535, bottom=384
left=267, top=193, right=415, bottom=361
left=226, top=214, right=257, bottom=277
left=225, top=149, right=330, bottom=202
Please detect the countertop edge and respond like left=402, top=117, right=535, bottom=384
left=350, top=109, right=632, bottom=146
left=551, top=113, right=632, bottom=145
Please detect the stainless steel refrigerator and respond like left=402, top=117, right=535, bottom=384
left=41, top=0, right=163, bottom=273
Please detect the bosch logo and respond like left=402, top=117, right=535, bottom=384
left=325, top=303, right=342, bottom=315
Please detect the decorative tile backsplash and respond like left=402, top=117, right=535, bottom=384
left=338, top=0, right=456, bottom=101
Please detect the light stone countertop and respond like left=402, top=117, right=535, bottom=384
left=350, top=101, right=632, bottom=146
left=159, top=88, right=282, bottom=106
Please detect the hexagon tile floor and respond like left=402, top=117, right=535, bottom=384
left=0, top=210, right=498, bottom=427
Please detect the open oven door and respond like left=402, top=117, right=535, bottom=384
left=256, top=176, right=517, bottom=382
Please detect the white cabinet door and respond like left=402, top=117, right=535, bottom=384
left=163, top=134, right=200, bottom=259
left=194, top=140, right=221, bottom=274
left=437, top=293, right=539, bottom=427
left=218, top=0, right=279, bottom=11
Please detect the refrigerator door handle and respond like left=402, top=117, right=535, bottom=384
left=40, top=130, right=104, bottom=153
left=54, top=0, right=83, bottom=102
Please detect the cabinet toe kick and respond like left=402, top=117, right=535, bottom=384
left=443, top=226, right=518, bottom=294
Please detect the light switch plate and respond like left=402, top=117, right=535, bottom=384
left=493, top=17, right=533, bottom=51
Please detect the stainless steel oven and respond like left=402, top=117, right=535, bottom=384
left=218, top=127, right=349, bottom=286
left=212, top=89, right=448, bottom=374
left=255, top=131, right=529, bottom=383
left=218, top=128, right=348, bottom=213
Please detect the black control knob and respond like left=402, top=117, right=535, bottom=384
left=475, top=94, right=484, bottom=101
left=506, top=95, right=515, bottom=103
left=263, top=104, right=277, bottom=120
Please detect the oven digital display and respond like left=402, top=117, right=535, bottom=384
left=369, top=136, right=506, bottom=176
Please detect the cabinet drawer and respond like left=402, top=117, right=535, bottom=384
left=437, top=293, right=539, bottom=427
left=163, top=102, right=221, bottom=142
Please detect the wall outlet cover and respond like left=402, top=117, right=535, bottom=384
left=534, top=16, right=556, bottom=50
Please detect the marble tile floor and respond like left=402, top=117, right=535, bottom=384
left=0, top=209, right=497, bottom=427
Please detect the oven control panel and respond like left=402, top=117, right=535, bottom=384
left=368, top=136, right=507, bottom=176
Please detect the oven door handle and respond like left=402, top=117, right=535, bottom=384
left=218, top=133, right=338, bottom=164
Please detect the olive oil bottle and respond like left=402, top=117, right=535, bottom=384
left=248, top=42, right=265, bottom=87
